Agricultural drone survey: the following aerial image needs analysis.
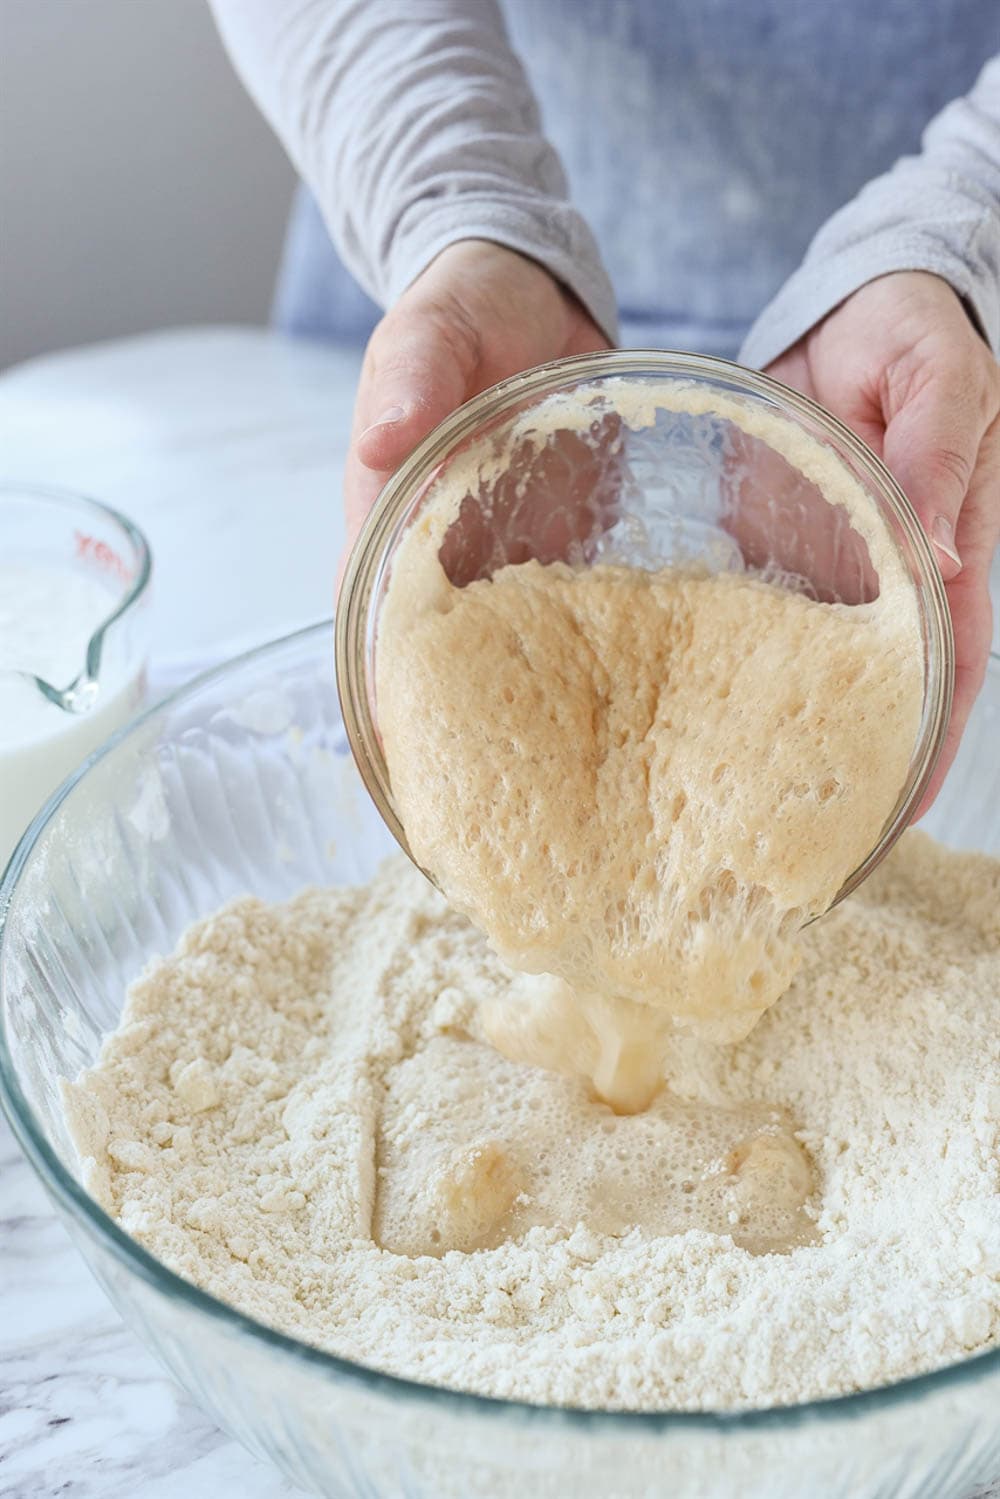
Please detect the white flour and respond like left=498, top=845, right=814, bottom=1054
left=64, top=830, right=1000, bottom=1410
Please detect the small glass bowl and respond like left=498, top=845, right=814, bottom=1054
left=336, top=350, right=954, bottom=907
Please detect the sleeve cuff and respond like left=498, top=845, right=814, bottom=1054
left=381, top=200, right=620, bottom=346
left=740, top=168, right=1000, bottom=370
left=740, top=237, right=1000, bottom=372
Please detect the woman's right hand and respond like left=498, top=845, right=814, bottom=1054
left=341, top=239, right=610, bottom=575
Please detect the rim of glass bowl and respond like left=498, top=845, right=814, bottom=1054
left=2, top=620, right=996, bottom=1438
left=336, top=349, right=955, bottom=912
left=0, top=483, right=152, bottom=701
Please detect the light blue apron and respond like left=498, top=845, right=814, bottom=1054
left=274, top=0, right=998, bottom=359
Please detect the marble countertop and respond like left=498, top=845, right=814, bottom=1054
left=0, top=327, right=358, bottom=1498
left=1, top=328, right=998, bottom=1499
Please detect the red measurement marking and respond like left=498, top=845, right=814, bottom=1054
left=74, top=530, right=132, bottom=583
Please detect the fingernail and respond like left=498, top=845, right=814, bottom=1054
left=931, top=515, right=962, bottom=569
left=360, top=405, right=406, bottom=440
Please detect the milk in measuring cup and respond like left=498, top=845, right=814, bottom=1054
left=0, top=564, right=144, bottom=872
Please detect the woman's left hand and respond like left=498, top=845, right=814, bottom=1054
left=765, top=270, right=1000, bottom=812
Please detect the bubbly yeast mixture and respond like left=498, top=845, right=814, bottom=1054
left=379, top=562, right=922, bottom=1110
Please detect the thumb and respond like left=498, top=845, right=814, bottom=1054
left=354, top=312, right=477, bottom=473
left=881, top=372, right=988, bottom=581
left=343, top=306, right=481, bottom=554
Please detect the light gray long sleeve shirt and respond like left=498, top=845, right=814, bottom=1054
left=209, top=0, right=1000, bottom=365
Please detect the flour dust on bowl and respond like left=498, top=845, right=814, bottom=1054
left=0, top=625, right=998, bottom=1499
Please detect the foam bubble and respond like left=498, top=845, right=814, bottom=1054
left=374, top=1036, right=816, bottom=1258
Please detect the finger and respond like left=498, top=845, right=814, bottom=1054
left=951, top=413, right=1000, bottom=573
left=354, top=315, right=472, bottom=470
left=438, top=413, right=626, bottom=586
left=720, top=429, right=879, bottom=605
left=881, top=363, right=996, bottom=581
left=762, top=346, right=814, bottom=401
left=344, top=309, right=481, bottom=549
left=338, top=432, right=384, bottom=591
left=914, top=418, right=1000, bottom=815
left=915, top=564, right=994, bottom=816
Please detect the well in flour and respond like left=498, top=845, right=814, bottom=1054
left=64, top=832, right=1000, bottom=1411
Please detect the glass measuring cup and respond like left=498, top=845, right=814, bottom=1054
left=0, top=485, right=151, bottom=873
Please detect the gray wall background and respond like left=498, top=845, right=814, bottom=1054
left=0, top=0, right=296, bottom=369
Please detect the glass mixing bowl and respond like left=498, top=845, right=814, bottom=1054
left=0, top=623, right=997, bottom=1499
left=337, top=351, right=954, bottom=910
